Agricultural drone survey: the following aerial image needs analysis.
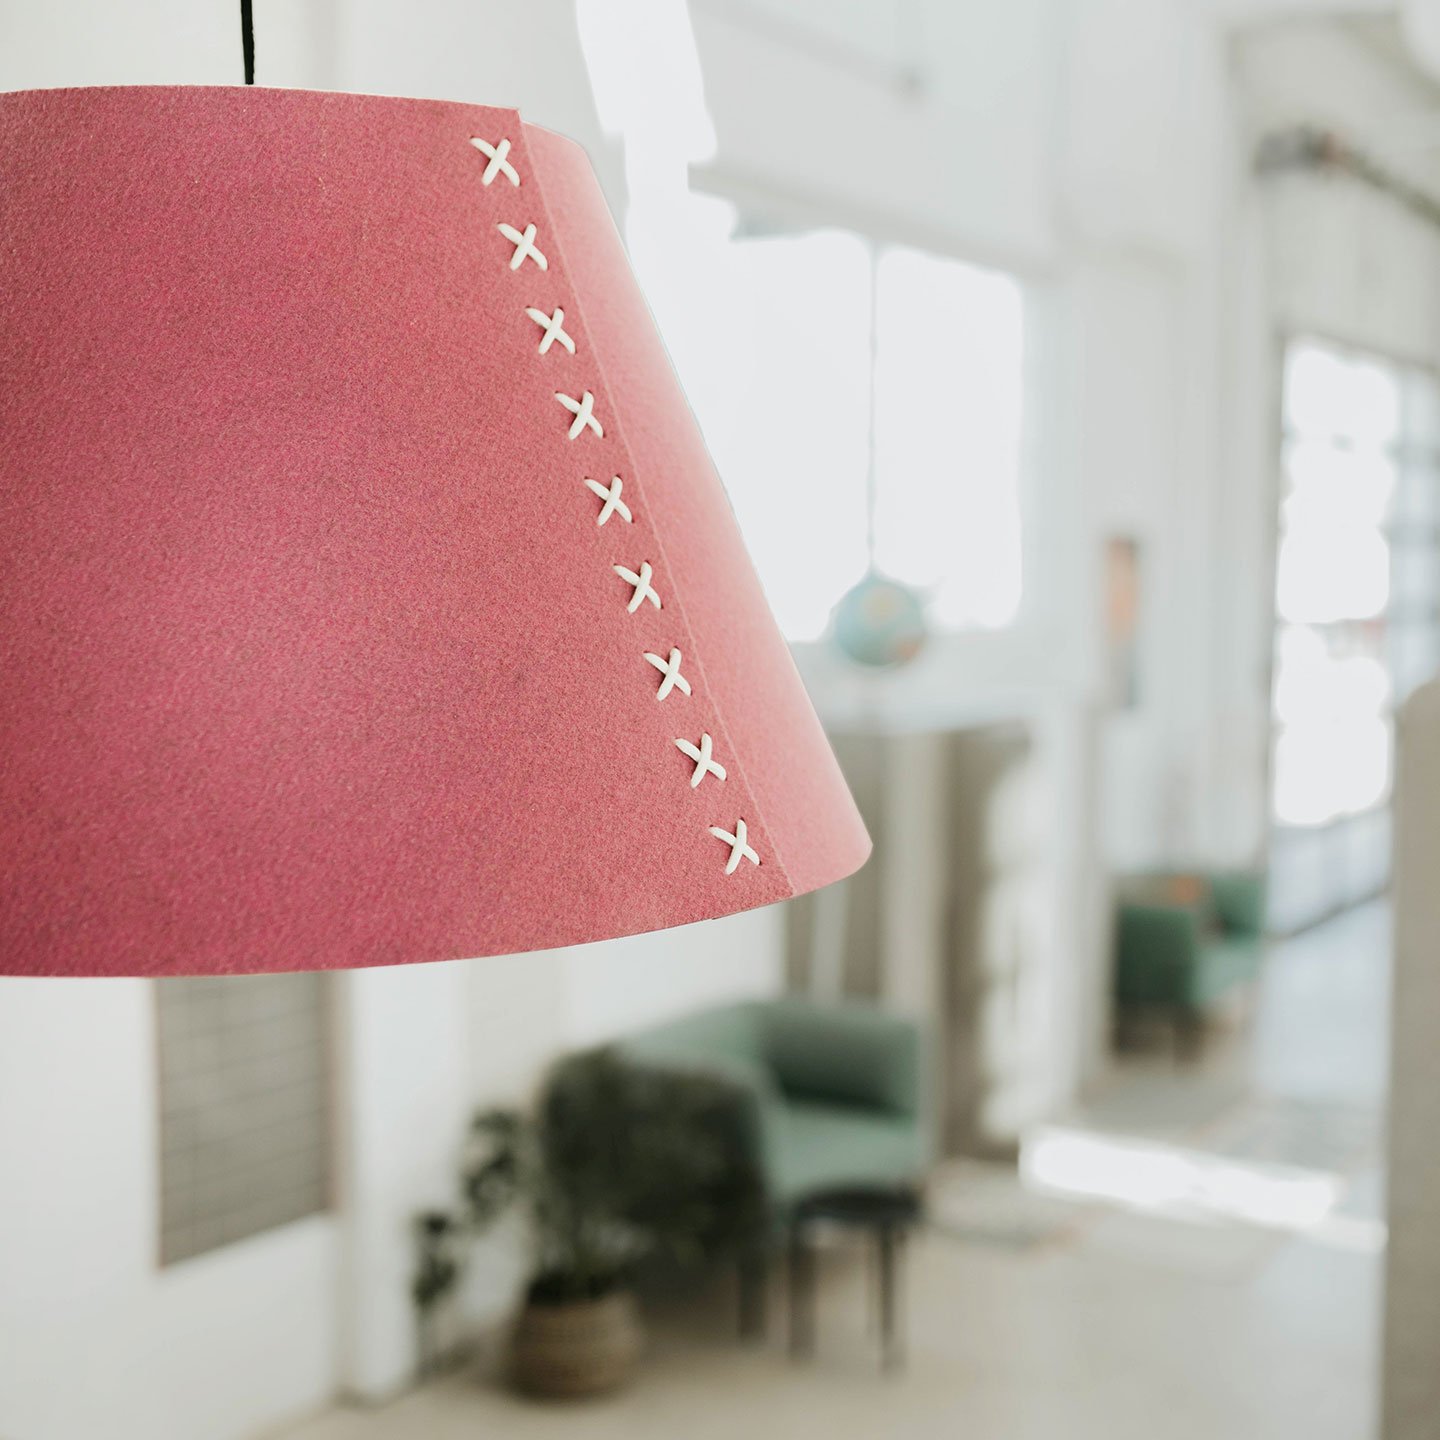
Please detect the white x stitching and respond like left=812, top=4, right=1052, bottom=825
left=469, top=136, right=520, bottom=187
left=556, top=390, right=603, bottom=439
left=676, top=733, right=726, bottom=788
left=644, top=648, right=690, bottom=701
left=498, top=222, right=547, bottom=271
left=474, top=153, right=761, bottom=836
left=584, top=475, right=631, bottom=526
left=614, top=562, right=661, bottom=613
left=525, top=305, right=575, bottom=356
left=710, top=819, right=760, bottom=874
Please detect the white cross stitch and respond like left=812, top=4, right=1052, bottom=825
left=584, top=475, right=631, bottom=526
left=525, top=306, right=575, bottom=356
left=676, top=733, right=726, bottom=788
left=469, top=136, right=519, bottom=187
left=644, top=648, right=690, bottom=701
left=498, top=222, right=547, bottom=271
left=710, top=819, right=760, bottom=874
left=556, top=390, right=603, bottom=439
left=614, top=562, right=661, bottom=613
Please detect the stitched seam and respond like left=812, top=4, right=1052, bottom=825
left=469, top=121, right=791, bottom=887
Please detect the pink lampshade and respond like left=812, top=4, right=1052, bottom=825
left=0, top=85, right=869, bottom=977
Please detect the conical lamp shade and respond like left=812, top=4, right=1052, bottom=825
left=0, top=85, right=869, bottom=977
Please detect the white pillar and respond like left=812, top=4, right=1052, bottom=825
left=333, top=962, right=471, bottom=1401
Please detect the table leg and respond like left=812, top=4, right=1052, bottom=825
left=878, top=1223, right=903, bottom=1373
left=788, top=1222, right=814, bottom=1359
left=737, top=1247, right=767, bottom=1341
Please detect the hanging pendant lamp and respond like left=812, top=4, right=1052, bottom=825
left=832, top=245, right=928, bottom=670
left=0, top=80, right=869, bottom=976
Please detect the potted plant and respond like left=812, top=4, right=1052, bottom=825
left=415, top=1047, right=766, bottom=1398
left=466, top=1094, right=643, bottom=1398
left=411, top=1210, right=466, bottom=1378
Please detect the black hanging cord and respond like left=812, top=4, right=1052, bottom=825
left=240, top=0, right=255, bottom=85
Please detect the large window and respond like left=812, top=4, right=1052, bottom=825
left=1269, top=338, right=1440, bottom=930
left=654, top=226, right=1027, bottom=641
left=578, top=3, right=1028, bottom=643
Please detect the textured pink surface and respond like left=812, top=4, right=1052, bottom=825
left=0, top=86, right=869, bottom=976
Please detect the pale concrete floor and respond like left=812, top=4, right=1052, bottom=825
left=279, top=903, right=1390, bottom=1440
left=1086, top=898, right=1388, bottom=1176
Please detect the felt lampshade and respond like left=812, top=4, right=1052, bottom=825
left=0, top=85, right=869, bottom=977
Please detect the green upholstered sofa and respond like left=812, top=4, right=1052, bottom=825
left=1113, top=871, right=1268, bottom=1048
left=616, top=997, right=929, bottom=1215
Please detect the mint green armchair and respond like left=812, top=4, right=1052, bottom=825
left=1114, top=871, right=1267, bottom=1048
left=618, top=997, right=929, bottom=1213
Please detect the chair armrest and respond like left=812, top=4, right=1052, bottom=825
left=758, top=997, right=923, bottom=1117
left=1208, top=871, right=1267, bottom=938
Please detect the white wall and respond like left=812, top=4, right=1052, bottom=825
left=563, top=910, right=783, bottom=1047
left=0, top=982, right=338, bottom=1440
left=690, top=0, right=1061, bottom=270
left=334, top=963, right=471, bottom=1402
left=1238, top=19, right=1440, bottom=363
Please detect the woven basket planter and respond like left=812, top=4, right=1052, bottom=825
left=509, top=1289, right=643, bottom=1398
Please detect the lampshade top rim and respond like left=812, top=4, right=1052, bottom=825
left=0, top=82, right=585, bottom=155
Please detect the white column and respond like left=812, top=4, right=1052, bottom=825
left=333, top=962, right=472, bottom=1401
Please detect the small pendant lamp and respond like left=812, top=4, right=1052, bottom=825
left=0, top=82, right=869, bottom=976
left=832, top=245, right=928, bottom=671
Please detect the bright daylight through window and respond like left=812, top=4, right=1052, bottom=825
left=631, top=226, right=1026, bottom=644
left=1272, top=339, right=1440, bottom=829
left=578, top=1, right=1027, bottom=644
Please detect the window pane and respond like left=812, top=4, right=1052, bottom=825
left=873, top=246, right=1025, bottom=629
left=1283, top=342, right=1351, bottom=441
left=1391, top=623, right=1440, bottom=702
left=1391, top=540, right=1440, bottom=617
left=619, top=208, right=873, bottom=643
left=1271, top=338, right=1439, bottom=854
left=1272, top=624, right=1389, bottom=725
left=1393, top=459, right=1440, bottom=529
left=1275, top=522, right=1389, bottom=623
left=577, top=6, right=1031, bottom=644
left=1283, top=341, right=1399, bottom=446
left=1280, top=438, right=1395, bottom=528
left=1273, top=717, right=1389, bottom=825
left=1402, top=365, right=1440, bottom=451
left=1348, top=358, right=1403, bottom=449
left=715, top=231, right=873, bottom=641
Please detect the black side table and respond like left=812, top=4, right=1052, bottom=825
left=788, top=1185, right=923, bottom=1373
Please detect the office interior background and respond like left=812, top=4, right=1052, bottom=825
left=4, top=1, right=1440, bottom=1437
